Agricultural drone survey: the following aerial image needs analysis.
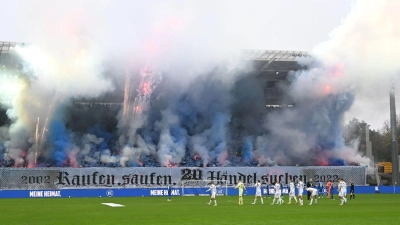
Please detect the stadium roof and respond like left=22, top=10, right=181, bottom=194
left=241, top=50, right=310, bottom=105
left=1, top=42, right=309, bottom=68
left=0, top=42, right=308, bottom=106
left=0, top=42, right=24, bottom=55
left=242, top=49, right=309, bottom=77
left=242, top=49, right=308, bottom=61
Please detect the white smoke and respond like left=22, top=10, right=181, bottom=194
left=250, top=0, right=400, bottom=165
left=311, top=0, right=400, bottom=129
left=0, top=0, right=398, bottom=167
left=100, top=149, right=118, bottom=164
left=155, top=109, right=187, bottom=166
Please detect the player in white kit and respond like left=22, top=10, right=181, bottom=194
left=338, top=179, right=347, bottom=205
left=306, top=187, right=318, bottom=205
left=297, top=180, right=304, bottom=206
left=288, top=180, right=298, bottom=204
left=252, top=180, right=264, bottom=204
left=206, top=182, right=217, bottom=206
left=271, top=181, right=282, bottom=205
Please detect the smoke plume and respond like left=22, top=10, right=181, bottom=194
left=0, top=0, right=399, bottom=167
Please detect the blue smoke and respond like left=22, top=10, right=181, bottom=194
left=48, top=120, right=71, bottom=166
left=19, top=64, right=359, bottom=167
left=329, top=158, right=346, bottom=166
left=0, top=144, right=4, bottom=161
left=176, top=97, right=198, bottom=135
left=87, top=124, right=113, bottom=151
left=211, top=112, right=230, bottom=144
left=314, top=92, right=354, bottom=151
left=264, top=89, right=355, bottom=165
left=242, top=137, right=253, bottom=163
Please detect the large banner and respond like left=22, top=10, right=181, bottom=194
left=0, top=166, right=366, bottom=190
left=3, top=185, right=399, bottom=199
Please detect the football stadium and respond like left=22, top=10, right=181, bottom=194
left=1, top=1, right=400, bottom=224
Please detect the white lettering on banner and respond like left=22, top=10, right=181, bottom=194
left=29, top=191, right=43, bottom=197
left=29, top=191, right=61, bottom=198
left=43, top=191, right=61, bottom=197
left=150, top=189, right=180, bottom=196
left=150, top=190, right=164, bottom=196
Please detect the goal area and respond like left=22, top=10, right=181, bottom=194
left=181, top=180, right=228, bottom=196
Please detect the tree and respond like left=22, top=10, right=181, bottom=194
left=343, top=118, right=368, bottom=155
left=342, top=117, right=396, bottom=164
left=370, top=129, right=390, bottom=162
left=379, top=116, right=400, bottom=162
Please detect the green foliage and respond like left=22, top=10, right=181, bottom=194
left=0, top=195, right=400, bottom=225
left=343, top=118, right=367, bottom=155
left=370, top=129, right=390, bottom=162
left=343, top=116, right=400, bottom=163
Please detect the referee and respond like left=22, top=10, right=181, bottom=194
left=349, top=179, right=355, bottom=200
left=306, top=178, right=313, bottom=200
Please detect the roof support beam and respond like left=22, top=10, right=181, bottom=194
left=256, top=59, right=275, bottom=76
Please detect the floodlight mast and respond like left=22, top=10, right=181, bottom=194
left=390, top=85, right=399, bottom=186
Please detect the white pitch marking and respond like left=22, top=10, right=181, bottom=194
left=101, top=203, right=125, bottom=207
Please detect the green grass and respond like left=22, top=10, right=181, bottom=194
left=0, top=194, right=399, bottom=225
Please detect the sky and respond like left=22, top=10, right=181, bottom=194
left=0, top=0, right=396, bottom=130
left=1, top=0, right=352, bottom=50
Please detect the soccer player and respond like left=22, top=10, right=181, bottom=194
left=261, top=174, right=268, bottom=197
left=326, top=180, right=332, bottom=198
left=206, top=181, right=217, bottom=206
left=252, top=180, right=264, bottom=204
left=306, top=187, right=318, bottom=205
left=318, top=181, right=324, bottom=198
left=297, top=179, right=304, bottom=206
left=330, top=181, right=336, bottom=200
left=375, top=185, right=380, bottom=193
left=288, top=179, right=298, bottom=204
left=271, top=181, right=282, bottom=205
left=338, top=179, right=347, bottom=205
left=167, top=184, right=172, bottom=201
left=279, top=181, right=285, bottom=203
left=265, top=181, right=271, bottom=198
left=234, top=179, right=246, bottom=205
left=306, top=178, right=313, bottom=200
left=349, top=179, right=355, bottom=200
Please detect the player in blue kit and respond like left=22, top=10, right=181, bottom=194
left=167, top=184, right=172, bottom=201
left=318, top=181, right=324, bottom=198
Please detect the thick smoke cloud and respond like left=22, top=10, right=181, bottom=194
left=312, top=1, right=400, bottom=129
left=0, top=0, right=398, bottom=167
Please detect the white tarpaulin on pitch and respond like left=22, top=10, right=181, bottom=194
left=101, top=203, right=125, bottom=207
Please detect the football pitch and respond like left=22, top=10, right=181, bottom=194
left=1, top=194, right=399, bottom=225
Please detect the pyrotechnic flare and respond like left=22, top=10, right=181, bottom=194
left=2, top=0, right=396, bottom=168
left=34, top=117, right=39, bottom=164
left=121, top=67, right=131, bottom=134
left=128, top=66, right=162, bottom=144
